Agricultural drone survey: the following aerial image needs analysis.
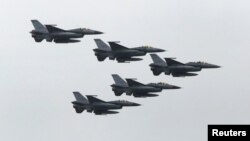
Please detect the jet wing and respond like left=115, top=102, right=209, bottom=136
left=125, top=79, right=145, bottom=86
left=94, top=110, right=119, bottom=115
left=108, top=42, right=129, bottom=51
left=116, top=57, right=143, bottom=62
left=133, top=92, right=158, bottom=98
left=172, top=72, right=198, bottom=77
left=45, top=25, right=65, bottom=32
left=86, top=95, right=106, bottom=103
left=164, top=58, right=184, bottom=66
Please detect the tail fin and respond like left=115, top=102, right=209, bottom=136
left=150, top=54, right=167, bottom=66
left=112, top=74, right=128, bottom=87
left=31, top=20, right=49, bottom=34
left=73, top=92, right=89, bottom=104
left=94, top=39, right=111, bottom=51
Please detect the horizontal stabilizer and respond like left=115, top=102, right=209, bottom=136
left=95, top=54, right=108, bottom=61
left=113, top=90, right=124, bottom=96
left=151, top=69, right=162, bottom=76
left=73, top=105, right=85, bottom=113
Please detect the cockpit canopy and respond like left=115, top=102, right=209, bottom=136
left=80, top=28, right=90, bottom=30
left=117, top=100, right=129, bottom=103
left=158, top=82, right=169, bottom=85
left=193, top=61, right=209, bottom=64
left=149, top=82, right=169, bottom=86
left=142, top=45, right=152, bottom=48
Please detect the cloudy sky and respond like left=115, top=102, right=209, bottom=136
left=0, top=0, right=250, bottom=141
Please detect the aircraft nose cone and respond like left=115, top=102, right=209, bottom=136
left=156, top=48, right=166, bottom=52
left=94, top=30, right=104, bottom=34
left=206, top=64, right=221, bottom=68
left=149, top=48, right=165, bottom=52
left=132, top=103, right=141, bottom=106
left=83, top=29, right=104, bottom=35
left=172, top=86, right=181, bottom=89
left=213, top=65, right=221, bottom=68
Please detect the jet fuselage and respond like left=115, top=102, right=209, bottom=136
left=128, top=85, right=162, bottom=93
left=50, top=32, right=83, bottom=38
left=168, top=65, right=202, bottom=72
left=113, top=50, right=146, bottom=57
left=72, top=101, right=122, bottom=113
left=150, top=63, right=201, bottom=74
left=90, top=102, right=122, bottom=111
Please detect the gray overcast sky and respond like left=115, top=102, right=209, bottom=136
left=0, top=0, right=250, bottom=141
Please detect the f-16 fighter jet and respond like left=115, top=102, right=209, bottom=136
left=111, top=74, right=180, bottom=97
left=71, top=92, right=140, bottom=115
left=30, top=20, right=103, bottom=43
left=93, top=39, right=165, bottom=63
left=149, top=54, right=220, bottom=77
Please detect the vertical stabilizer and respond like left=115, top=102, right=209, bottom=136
left=150, top=54, right=167, bottom=66
left=94, top=39, right=111, bottom=51
left=112, top=74, right=128, bottom=87
left=73, top=92, right=89, bottom=104
left=31, top=20, right=49, bottom=33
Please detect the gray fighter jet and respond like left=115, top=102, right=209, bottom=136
left=71, top=92, right=140, bottom=115
left=30, top=20, right=103, bottom=43
left=111, top=74, right=180, bottom=97
left=93, top=39, right=165, bottom=62
left=149, top=54, right=220, bottom=77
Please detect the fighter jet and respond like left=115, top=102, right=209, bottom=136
left=149, top=54, right=220, bottom=77
left=30, top=20, right=103, bottom=43
left=71, top=92, right=140, bottom=115
left=93, top=39, right=165, bottom=63
left=111, top=74, right=180, bottom=97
